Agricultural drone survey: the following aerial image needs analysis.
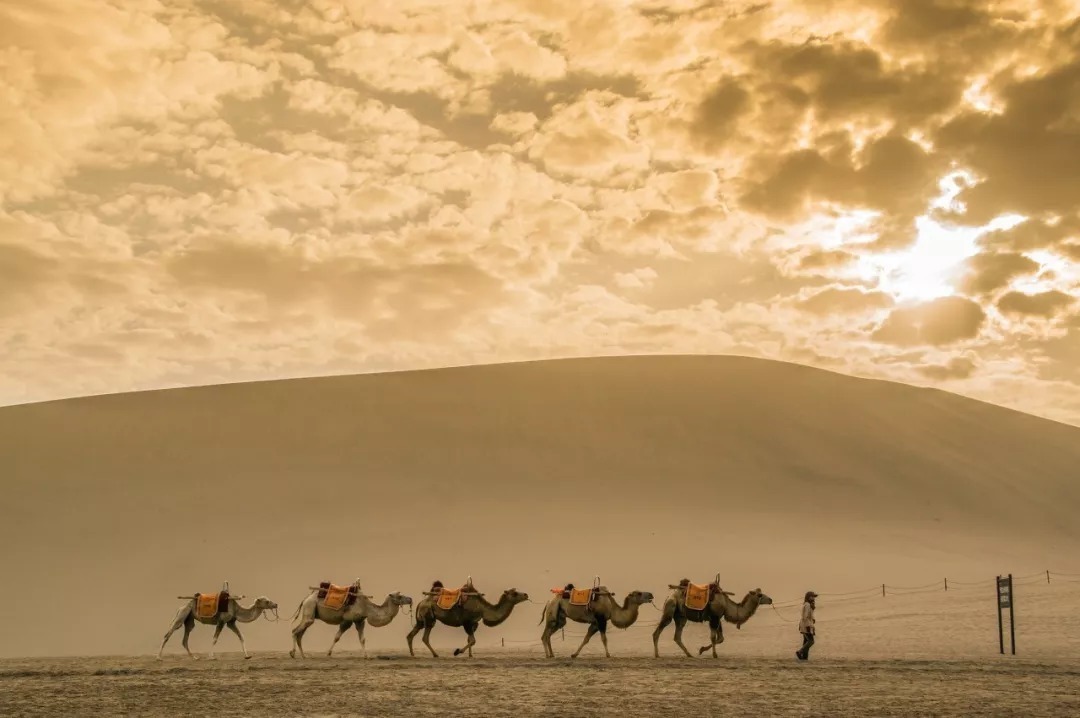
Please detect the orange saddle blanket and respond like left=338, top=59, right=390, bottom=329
left=322, top=584, right=354, bottom=611
left=436, top=588, right=463, bottom=610
left=684, top=583, right=713, bottom=611
left=195, top=592, right=228, bottom=619
left=569, top=588, right=594, bottom=606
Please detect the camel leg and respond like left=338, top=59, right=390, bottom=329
left=354, top=620, right=368, bottom=659
left=540, top=623, right=556, bottom=658
left=208, top=622, right=225, bottom=660
left=290, top=615, right=316, bottom=659
left=698, top=617, right=724, bottom=657
left=407, top=615, right=438, bottom=658
left=328, top=621, right=352, bottom=657
left=597, top=615, right=611, bottom=658
left=652, top=613, right=673, bottom=658
left=226, top=620, right=250, bottom=659
left=599, top=629, right=610, bottom=658
left=158, top=608, right=191, bottom=660
left=405, top=617, right=421, bottom=657
left=672, top=615, right=693, bottom=658
left=570, top=624, right=599, bottom=659
left=421, top=620, right=439, bottom=658
left=180, top=615, right=197, bottom=660
left=453, top=623, right=477, bottom=657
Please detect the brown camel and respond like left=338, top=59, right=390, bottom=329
left=539, top=586, right=654, bottom=658
left=406, top=581, right=529, bottom=658
left=652, top=582, right=773, bottom=657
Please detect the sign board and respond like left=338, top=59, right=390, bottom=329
left=996, top=574, right=1015, bottom=655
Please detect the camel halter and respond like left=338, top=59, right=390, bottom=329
left=769, top=603, right=800, bottom=623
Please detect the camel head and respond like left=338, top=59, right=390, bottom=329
left=252, top=596, right=279, bottom=611
left=748, top=588, right=773, bottom=606
left=501, top=588, right=530, bottom=605
left=626, top=590, right=655, bottom=606
left=389, top=592, right=414, bottom=607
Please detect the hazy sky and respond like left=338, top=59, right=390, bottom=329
left=3, top=0, right=1080, bottom=424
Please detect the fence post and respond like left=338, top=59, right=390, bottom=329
left=1047, top=570, right=1051, bottom=584
left=882, top=584, right=885, bottom=597
left=996, top=575, right=1004, bottom=654
left=1008, top=574, right=1016, bottom=655
left=944, top=578, right=948, bottom=591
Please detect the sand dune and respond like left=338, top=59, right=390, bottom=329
left=1, top=355, right=1079, bottom=658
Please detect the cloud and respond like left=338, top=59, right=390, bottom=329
left=650, top=170, right=722, bottom=212
left=959, top=252, right=1040, bottom=295
left=798, top=286, right=894, bottom=315
left=614, top=267, right=659, bottom=290
left=0, top=243, right=58, bottom=318
left=872, top=296, right=987, bottom=346
left=528, top=93, right=651, bottom=183
left=0, top=0, right=279, bottom=203
left=741, top=37, right=964, bottom=124
left=691, top=77, right=754, bottom=147
left=998, top=290, right=1076, bottom=317
left=936, top=58, right=1080, bottom=223
left=166, top=239, right=506, bottom=324
left=917, top=355, right=978, bottom=381
left=740, top=132, right=941, bottom=226
left=796, top=249, right=857, bottom=272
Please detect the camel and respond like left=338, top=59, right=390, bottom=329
left=652, top=582, right=773, bottom=658
left=157, top=593, right=278, bottom=660
left=539, top=586, right=654, bottom=658
left=289, top=588, right=414, bottom=658
left=406, top=582, right=529, bottom=658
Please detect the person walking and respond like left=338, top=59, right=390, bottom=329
left=796, top=590, right=817, bottom=660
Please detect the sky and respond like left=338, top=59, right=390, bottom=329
left=3, top=0, right=1080, bottom=425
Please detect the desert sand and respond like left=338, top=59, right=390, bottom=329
left=1, top=355, right=1079, bottom=677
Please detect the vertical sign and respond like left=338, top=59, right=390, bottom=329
left=996, top=574, right=1015, bottom=655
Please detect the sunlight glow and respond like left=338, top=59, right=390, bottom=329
left=856, top=172, right=1027, bottom=301
left=962, top=76, right=1004, bottom=114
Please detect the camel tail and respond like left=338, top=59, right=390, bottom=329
left=290, top=600, right=304, bottom=621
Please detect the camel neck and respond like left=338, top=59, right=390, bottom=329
left=364, top=596, right=402, bottom=627
left=478, top=594, right=516, bottom=626
left=232, top=602, right=264, bottom=623
left=609, top=595, right=641, bottom=629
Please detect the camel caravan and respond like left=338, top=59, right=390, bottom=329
left=158, top=575, right=773, bottom=660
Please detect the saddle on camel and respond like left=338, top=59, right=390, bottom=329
left=670, top=576, right=734, bottom=611
left=190, top=582, right=232, bottom=620
left=550, top=576, right=603, bottom=607
left=314, top=579, right=363, bottom=611
left=429, top=578, right=481, bottom=610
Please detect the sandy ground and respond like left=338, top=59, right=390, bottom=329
left=2, top=653, right=1078, bottom=717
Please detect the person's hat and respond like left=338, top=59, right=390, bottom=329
left=805, top=591, right=818, bottom=600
